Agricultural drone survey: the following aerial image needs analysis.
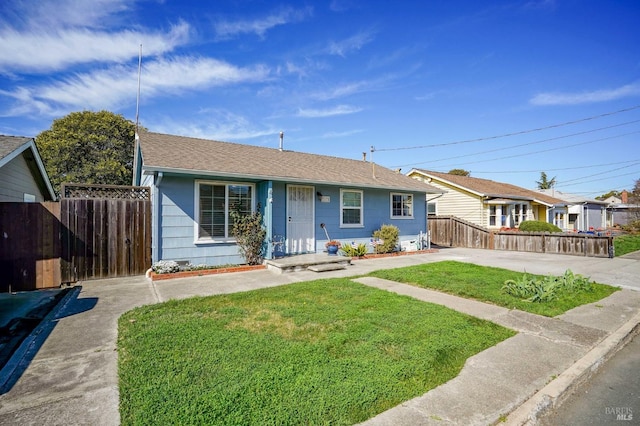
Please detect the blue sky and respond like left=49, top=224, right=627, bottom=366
left=1, top=0, right=639, bottom=197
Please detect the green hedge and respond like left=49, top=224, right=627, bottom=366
left=518, top=220, right=562, bottom=233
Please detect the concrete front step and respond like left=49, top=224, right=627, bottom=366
left=265, top=253, right=351, bottom=274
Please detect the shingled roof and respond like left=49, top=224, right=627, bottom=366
left=0, top=135, right=33, bottom=162
left=139, top=132, right=442, bottom=193
left=0, top=135, right=56, bottom=200
left=411, top=169, right=565, bottom=206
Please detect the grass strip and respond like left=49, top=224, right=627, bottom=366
left=368, top=261, right=619, bottom=317
left=614, top=234, right=640, bottom=257
left=118, top=278, right=514, bottom=425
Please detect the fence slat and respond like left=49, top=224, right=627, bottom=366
left=428, top=215, right=612, bottom=258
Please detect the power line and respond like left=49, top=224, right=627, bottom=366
left=374, top=104, right=640, bottom=152
left=555, top=162, right=640, bottom=186
left=394, top=120, right=640, bottom=168
left=469, top=159, right=640, bottom=174
left=557, top=171, right=639, bottom=188
left=400, top=130, right=640, bottom=169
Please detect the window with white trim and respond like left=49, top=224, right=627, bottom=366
left=391, top=193, right=413, bottom=218
left=340, top=189, right=363, bottom=227
left=427, top=201, right=437, bottom=215
left=196, top=181, right=254, bottom=240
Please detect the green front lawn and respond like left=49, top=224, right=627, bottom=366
left=367, top=261, right=619, bottom=317
left=614, top=234, right=640, bottom=256
left=118, top=279, right=514, bottom=425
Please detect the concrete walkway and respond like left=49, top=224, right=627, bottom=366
left=0, top=248, right=638, bottom=425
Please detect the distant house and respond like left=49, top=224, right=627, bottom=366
left=536, top=189, right=608, bottom=231
left=0, top=135, right=55, bottom=202
left=603, top=190, right=636, bottom=227
left=133, top=132, right=442, bottom=266
left=407, top=169, right=566, bottom=229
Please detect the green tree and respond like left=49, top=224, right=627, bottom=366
left=36, top=110, right=137, bottom=194
left=596, top=190, right=621, bottom=201
left=536, top=172, right=556, bottom=189
left=448, top=169, right=470, bottom=176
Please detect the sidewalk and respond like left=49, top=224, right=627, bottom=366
left=0, top=248, right=638, bottom=425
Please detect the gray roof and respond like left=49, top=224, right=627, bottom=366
left=139, top=131, right=442, bottom=193
left=0, top=135, right=56, bottom=200
left=0, top=135, right=33, bottom=162
left=536, top=189, right=609, bottom=205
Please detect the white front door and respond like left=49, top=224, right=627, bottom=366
left=286, top=185, right=315, bottom=254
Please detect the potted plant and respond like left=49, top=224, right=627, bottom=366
left=325, top=240, right=341, bottom=255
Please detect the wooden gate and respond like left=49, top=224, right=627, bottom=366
left=0, top=185, right=151, bottom=291
left=60, top=184, right=151, bottom=283
left=0, top=202, right=62, bottom=292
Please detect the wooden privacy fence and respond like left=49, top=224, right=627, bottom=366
left=0, top=202, right=62, bottom=292
left=428, top=215, right=613, bottom=258
left=0, top=185, right=151, bottom=292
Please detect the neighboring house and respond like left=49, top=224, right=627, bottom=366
left=536, top=189, right=608, bottom=231
left=604, top=190, right=636, bottom=227
left=133, top=131, right=442, bottom=266
left=0, top=135, right=56, bottom=202
left=407, top=169, right=565, bottom=230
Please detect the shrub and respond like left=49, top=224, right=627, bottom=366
left=502, top=269, right=594, bottom=303
left=230, top=206, right=267, bottom=265
left=622, top=219, right=640, bottom=234
left=518, top=220, right=562, bottom=233
left=151, top=260, right=180, bottom=274
left=372, top=224, right=399, bottom=254
left=340, top=242, right=369, bottom=257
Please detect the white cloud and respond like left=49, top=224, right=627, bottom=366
left=312, top=82, right=369, bottom=101
left=151, top=109, right=277, bottom=141
left=0, top=56, right=270, bottom=115
left=297, top=105, right=362, bottom=118
left=326, top=30, right=375, bottom=57
left=1, top=0, right=132, bottom=30
left=214, top=6, right=312, bottom=39
left=530, top=83, right=640, bottom=105
left=0, top=22, right=190, bottom=73
left=321, top=129, right=364, bottom=138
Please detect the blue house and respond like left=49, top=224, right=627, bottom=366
left=133, top=131, right=442, bottom=266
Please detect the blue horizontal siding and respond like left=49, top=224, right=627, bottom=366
left=154, top=175, right=427, bottom=266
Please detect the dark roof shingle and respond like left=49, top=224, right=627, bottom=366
left=140, top=132, right=442, bottom=193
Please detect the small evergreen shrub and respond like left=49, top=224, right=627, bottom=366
left=518, top=220, right=562, bottom=233
left=372, top=224, right=399, bottom=254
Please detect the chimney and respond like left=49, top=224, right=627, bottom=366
left=621, top=190, right=628, bottom=204
left=362, top=152, right=367, bottom=161
left=279, top=131, right=284, bottom=151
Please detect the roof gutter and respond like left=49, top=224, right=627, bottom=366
left=140, top=166, right=439, bottom=193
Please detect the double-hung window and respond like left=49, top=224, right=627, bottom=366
left=340, top=189, right=363, bottom=227
left=391, top=193, right=413, bottom=218
left=196, top=181, right=254, bottom=241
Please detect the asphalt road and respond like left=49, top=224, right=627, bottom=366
left=539, top=335, right=640, bottom=425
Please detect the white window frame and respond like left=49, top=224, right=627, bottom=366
left=194, top=180, right=255, bottom=243
left=340, top=189, right=363, bottom=228
left=427, top=200, right=437, bottom=216
left=390, top=192, right=414, bottom=219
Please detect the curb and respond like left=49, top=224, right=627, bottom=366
left=0, top=286, right=80, bottom=394
left=504, top=310, right=640, bottom=425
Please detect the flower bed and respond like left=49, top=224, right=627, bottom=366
left=149, top=264, right=266, bottom=281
